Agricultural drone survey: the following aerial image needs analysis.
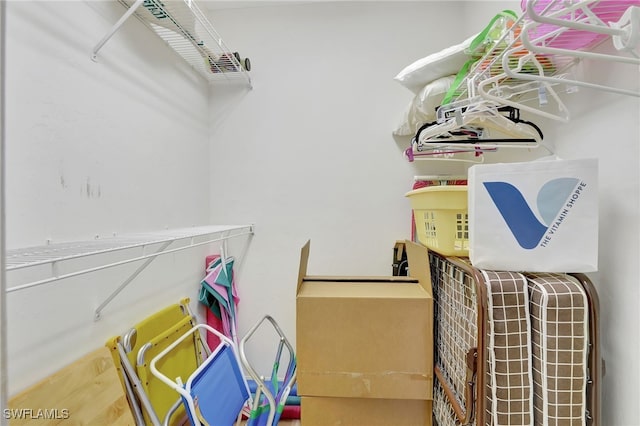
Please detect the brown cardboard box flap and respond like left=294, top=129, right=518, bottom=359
left=296, top=240, right=311, bottom=294
left=405, top=240, right=433, bottom=296
left=296, top=240, right=430, bottom=293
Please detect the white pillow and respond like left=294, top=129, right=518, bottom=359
left=394, top=34, right=476, bottom=94
left=393, top=75, right=456, bottom=137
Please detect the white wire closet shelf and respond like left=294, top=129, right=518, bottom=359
left=92, top=0, right=252, bottom=87
left=445, top=0, right=639, bottom=124
left=446, top=10, right=575, bottom=123
left=401, top=10, right=561, bottom=165
left=5, top=224, right=254, bottom=318
left=508, top=0, right=640, bottom=97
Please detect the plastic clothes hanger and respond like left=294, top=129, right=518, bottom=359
left=511, top=1, right=640, bottom=97
left=524, top=0, right=640, bottom=55
left=519, top=24, right=639, bottom=94
left=405, top=104, right=548, bottom=162
left=416, top=102, right=544, bottom=149
left=405, top=117, right=491, bottom=162
left=507, top=25, right=639, bottom=97
left=403, top=139, right=490, bottom=164
left=464, top=7, right=574, bottom=122
left=403, top=144, right=488, bottom=163
left=478, top=49, right=572, bottom=122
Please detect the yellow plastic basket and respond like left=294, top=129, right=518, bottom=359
left=406, top=185, right=469, bottom=257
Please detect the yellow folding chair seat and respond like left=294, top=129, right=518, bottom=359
left=106, top=298, right=205, bottom=426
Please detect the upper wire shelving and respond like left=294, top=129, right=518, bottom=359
left=404, top=0, right=639, bottom=163
left=463, top=0, right=639, bottom=121
left=92, top=0, right=252, bottom=87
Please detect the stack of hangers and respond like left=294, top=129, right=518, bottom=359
left=395, top=0, right=639, bottom=163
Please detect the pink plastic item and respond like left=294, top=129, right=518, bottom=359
left=205, top=254, right=224, bottom=351
left=522, top=0, right=638, bottom=50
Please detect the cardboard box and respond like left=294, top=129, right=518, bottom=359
left=296, top=240, right=433, bottom=400
left=301, top=396, right=432, bottom=426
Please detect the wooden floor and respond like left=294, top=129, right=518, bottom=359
left=241, top=420, right=300, bottom=426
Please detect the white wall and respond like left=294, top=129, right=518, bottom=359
left=206, top=0, right=473, bottom=376
left=207, top=2, right=639, bottom=425
left=547, top=68, right=639, bottom=426
left=3, top=1, right=216, bottom=394
left=2, top=1, right=639, bottom=425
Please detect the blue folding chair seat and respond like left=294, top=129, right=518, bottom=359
left=186, top=344, right=249, bottom=425
left=151, top=324, right=252, bottom=426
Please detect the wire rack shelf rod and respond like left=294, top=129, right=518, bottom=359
left=5, top=225, right=254, bottom=295
left=5, top=225, right=252, bottom=271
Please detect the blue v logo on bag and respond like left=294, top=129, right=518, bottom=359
left=483, top=177, right=587, bottom=249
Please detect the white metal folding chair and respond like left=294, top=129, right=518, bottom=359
left=151, top=323, right=253, bottom=426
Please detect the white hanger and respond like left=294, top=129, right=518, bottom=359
left=525, top=0, right=640, bottom=54
left=478, top=49, right=572, bottom=122
left=514, top=1, right=640, bottom=97
left=404, top=143, right=488, bottom=164
left=513, top=25, right=639, bottom=97
left=437, top=7, right=571, bottom=124
left=417, top=101, right=544, bottom=149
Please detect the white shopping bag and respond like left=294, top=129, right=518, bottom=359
left=468, top=158, right=598, bottom=272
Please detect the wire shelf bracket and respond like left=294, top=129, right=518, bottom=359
left=4, top=225, right=254, bottom=320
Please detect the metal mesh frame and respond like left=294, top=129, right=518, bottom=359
left=433, top=377, right=464, bottom=426
left=117, top=0, right=251, bottom=85
left=430, top=253, right=600, bottom=426
left=430, top=253, right=481, bottom=425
